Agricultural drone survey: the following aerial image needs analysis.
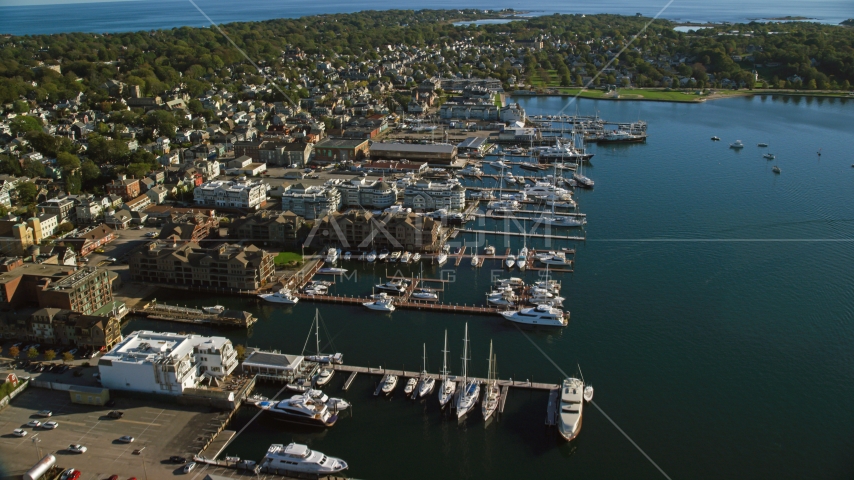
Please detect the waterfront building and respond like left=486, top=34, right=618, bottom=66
left=403, top=180, right=466, bottom=212
left=305, top=210, right=441, bottom=252
left=129, top=242, right=274, bottom=291
left=157, top=212, right=220, bottom=243
left=280, top=183, right=341, bottom=220
left=0, top=264, right=114, bottom=314
left=369, top=143, right=457, bottom=164
left=194, top=178, right=267, bottom=210
left=228, top=211, right=304, bottom=248
left=337, top=178, right=399, bottom=209
left=98, top=330, right=238, bottom=395
left=312, top=138, right=370, bottom=164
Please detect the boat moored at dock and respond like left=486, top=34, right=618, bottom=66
left=558, top=378, right=584, bottom=441
left=261, top=443, right=348, bottom=474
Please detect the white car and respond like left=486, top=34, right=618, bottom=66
left=37, top=410, right=52, bottom=417
left=13, top=428, right=27, bottom=437
left=182, top=462, right=197, bottom=473
left=42, top=421, right=59, bottom=429
left=67, top=444, right=87, bottom=454
left=26, top=420, right=41, bottom=428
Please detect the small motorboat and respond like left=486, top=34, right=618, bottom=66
left=757, top=143, right=768, bottom=147
left=584, top=386, right=594, bottom=403
left=286, top=379, right=311, bottom=392
left=380, top=374, right=398, bottom=395
left=317, top=267, right=347, bottom=274
left=411, top=253, right=421, bottom=263
left=363, top=297, right=396, bottom=312
left=711, top=136, right=720, bottom=141
left=404, top=378, right=418, bottom=397
left=484, top=245, right=496, bottom=256
left=729, top=140, right=744, bottom=149
left=505, top=255, right=515, bottom=268
left=772, top=165, right=781, bottom=174
left=763, top=153, right=775, bottom=160
left=342, top=252, right=352, bottom=261
left=315, top=367, right=334, bottom=386
left=411, top=289, right=438, bottom=300
left=366, top=251, right=377, bottom=262
left=202, top=305, right=225, bottom=314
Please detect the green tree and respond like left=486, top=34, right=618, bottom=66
left=44, top=349, right=56, bottom=361
left=62, top=351, right=74, bottom=363
left=8, top=346, right=19, bottom=358
left=10, top=116, right=42, bottom=136
left=235, top=344, right=246, bottom=361
left=126, top=162, right=151, bottom=179
left=81, top=159, right=101, bottom=181
left=56, top=152, right=81, bottom=171
left=23, top=159, right=45, bottom=178
left=16, top=183, right=39, bottom=204
left=56, top=222, right=75, bottom=234
left=27, top=347, right=39, bottom=359
left=807, top=79, right=817, bottom=90
left=0, top=156, right=22, bottom=175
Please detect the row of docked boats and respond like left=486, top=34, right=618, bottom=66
left=324, top=247, right=423, bottom=264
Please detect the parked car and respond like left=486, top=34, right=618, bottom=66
left=182, top=462, right=197, bottom=474
left=67, top=472, right=81, bottom=480
left=37, top=410, right=52, bottom=417
left=67, top=348, right=77, bottom=355
left=60, top=468, right=75, bottom=480
left=42, top=421, right=59, bottom=429
left=108, top=411, right=124, bottom=419
left=118, top=435, right=135, bottom=443
left=67, top=444, right=87, bottom=454
left=13, top=428, right=27, bottom=437
left=170, top=456, right=187, bottom=464
left=109, top=475, right=119, bottom=480
left=26, top=421, right=42, bottom=428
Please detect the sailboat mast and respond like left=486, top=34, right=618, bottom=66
left=442, top=330, right=449, bottom=380
left=461, top=323, right=469, bottom=381
left=315, top=309, right=320, bottom=355
left=487, top=340, right=493, bottom=382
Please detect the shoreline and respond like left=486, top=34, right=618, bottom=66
left=512, top=89, right=854, bottom=104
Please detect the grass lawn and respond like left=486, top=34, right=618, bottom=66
left=274, top=251, right=303, bottom=267
left=494, top=94, right=503, bottom=107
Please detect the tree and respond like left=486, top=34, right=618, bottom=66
left=56, top=222, right=75, bottom=234
left=27, top=347, right=39, bottom=359
left=44, top=350, right=56, bottom=361
left=62, top=352, right=75, bottom=363
left=81, top=159, right=101, bottom=181
left=10, top=116, right=42, bottom=136
left=56, top=152, right=81, bottom=171
left=235, top=344, right=246, bottom=361
left=23, top=159, right=46, bottom=178
left=0, top=156, right=22, bottom=175
left=9, top=346, right=19, bottom=358
left=16, top=183, right=39, bottom=205
left=126, top=163, right=151, bottom=179
left=807, top=79, right=817, bottom=90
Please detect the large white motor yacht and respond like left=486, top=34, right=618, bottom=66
left=261, top=443, right=348, bottom=474
left=363, top=297, right=395, bottom=312
left=256, top=394, right=338, bottom=427
left=258, top=289, right=299, bottom=305
left=375, top=279, right=409, bottom=294
left=500, top=304, right=568, bottom=327
left=558, top=378, right=584, bottom=441
left=324, top=247, right=340, bottom=263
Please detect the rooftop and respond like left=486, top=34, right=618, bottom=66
left=370, top=143, right=456, bottom=154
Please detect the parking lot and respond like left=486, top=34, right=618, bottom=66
left=0, top=388, right=220, bottom=480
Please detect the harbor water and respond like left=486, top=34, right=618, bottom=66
left=128, top=94, right=854, bottom=479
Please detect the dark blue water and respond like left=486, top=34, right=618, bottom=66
left=1, top=0, right=852, bottom=35
left=127, top=95, right=854, bottom=479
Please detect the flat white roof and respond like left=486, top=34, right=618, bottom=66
left=102, top=330, right=228, bottom=365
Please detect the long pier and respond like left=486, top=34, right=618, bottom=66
left=460, top=228, right=586, bottom=241
left=129, top=303, right=256, bottom=328
left=333, top=364, right=559, bottom=391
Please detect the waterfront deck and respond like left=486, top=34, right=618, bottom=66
left=129, top=302, right=256, bottom=328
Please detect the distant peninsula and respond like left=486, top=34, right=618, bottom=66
left=842, top=19, right=854, bottom=26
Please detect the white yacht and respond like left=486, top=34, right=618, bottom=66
left=411, top=253, right=421, bottom=263
left=256, top=394, right=338, bottom=427
left=389, top=251, right=402, bottom=262
left=363, top=297, right=395, bottom=312
left=202, top=305, right=225, bottom=314
left=380, top=374, right=398, bottom=395
left=261, top=443, right=348, bottom=474
left=436, top=252, right=448, bottom=266
left=572, top=171, right=594, bottom=188
left=455, top=323, right=480, bottom=420
left=500, top=304, right=568, bottom=327
left=438, top=330, right=456, bottom=408
left=306, top=352, right=344, bottom=365
left=404, top=378, right=418, bottom=397
left=487, top=286, right=517, bottom=306
left=558, top=378, right=584, bottom=441
left=411, top=289, right=438, bottom=300
left=505, top=255, right=516, bottom=268
left=317, top=267, right=348, bottom=274
left=763, top=153, right=775, bottom=160
left=417, top=343, right=435, bottom=398
left=400, top=251, right=412, bottom=264
left=471, top=251, right=480, bottom=267
left=535, top=216, right=587, bottom=228
left=366, top=250, right=377, bottom=262
left=730, top=140, right=745, bottom=149
left=374, top=279, right=409, bottom=294
left=539, top=254, right=572, bottom=266
left=460, top=165, right=483, bottom=176
left=342, top=251, right=352, bottom=261
left=517, top=246, right=528, bottom=270
left=258, top=288, right=299, bottom=305
left=377, top=249, right=389, bottom=261
left=487, top=199, right=520, bottom=212
left=482, top=341, right=500, bottom=422
left=303, top=284, right=328, bottom=295
left=496, top=277, right=525, bottom=287
left=314, top=367, right=334, bottom=386
left=324, top=247, right=340, bottom=263
left=484, top=245, right=496, bottom=256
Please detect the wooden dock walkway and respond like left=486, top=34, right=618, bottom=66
left=545, top=387, right=560, bottom=426
left=332, top=364, right=558, bottom=391
left=460, top=229, right=586, bottom=241
left=454, top=246, right=467, bottom=266
left=499, top=385, right=510, bottom=413
left=342, top=371, right=358, bottom=391
left=294, top=293, right=502, bottom=316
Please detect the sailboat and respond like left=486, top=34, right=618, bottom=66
left=539, top=163, right=587, bottom=227
left=417, top=343, right=435, bottom=398
left=481, top=341, right=500, bottom=421
left=517, top=232, right=528, bottom=271
left=455, top=323, right=480, bottom=419
left=471, top=233, right=480, bottom=267
left=437, top=330, right=456, bottom=408
left=306, top=310, right=336, bottom=386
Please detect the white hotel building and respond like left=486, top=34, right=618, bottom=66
left=403, top=179, right=466, bottom=212
left=194, top=178, right=267, bottom=210
left=98, top=330, right=238, bottom=395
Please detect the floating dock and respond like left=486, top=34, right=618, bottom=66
left=129, top=303, right=256, bottom=328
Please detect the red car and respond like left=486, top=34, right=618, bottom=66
left=108, top=475, right=118, bottom=480
left=68, top=472, right=81, bottom=480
